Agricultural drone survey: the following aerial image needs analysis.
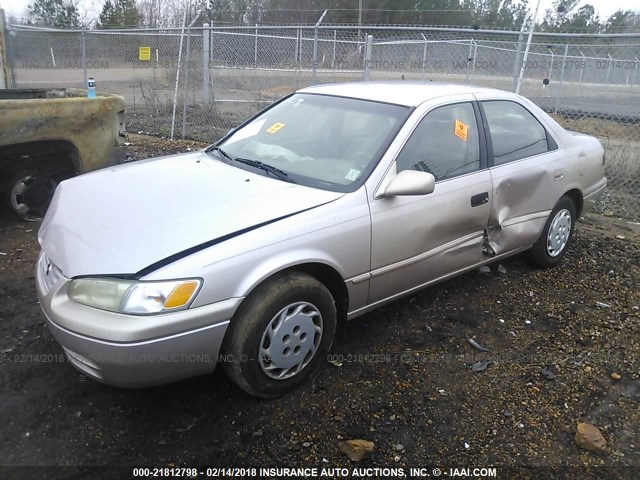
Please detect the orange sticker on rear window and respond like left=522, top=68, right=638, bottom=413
left=266, top=122, right=285, bottom=134
left=454, top=119, right=468, bottom=141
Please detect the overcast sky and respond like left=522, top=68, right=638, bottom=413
left=1, top=0, right=638, bottom=24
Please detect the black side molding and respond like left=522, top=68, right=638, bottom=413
left=134, top=202, right=331, bottom=279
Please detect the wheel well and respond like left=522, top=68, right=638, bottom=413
left=0, top=140, right=80, bottom=187
left=563, top=189, right=584, bottom=217
left=284, top=263, right=349, bottom=322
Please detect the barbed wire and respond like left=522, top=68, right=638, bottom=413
left=225, top=8, right=473, bottom=13
left=7, top=9, right=639, bottom=33
left=10, top=21, right=638, bottom=34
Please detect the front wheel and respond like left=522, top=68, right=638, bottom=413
left=6, top=169, right=72, bottom=222
left=222, top=272, right=337, bottom=398
left=530, top=196, right=577, bottom=268
left=7, top=173, right=57, bottom=221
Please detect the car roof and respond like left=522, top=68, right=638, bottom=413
left=297, top=81, right=504, bottom=107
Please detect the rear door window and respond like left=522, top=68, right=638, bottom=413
left=481, top=100, right=552, bottom=165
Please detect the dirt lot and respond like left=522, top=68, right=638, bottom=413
left=0, top=135, right=639, bottom=478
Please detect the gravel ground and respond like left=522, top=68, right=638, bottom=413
left=0, top=135, right=638, bottom=479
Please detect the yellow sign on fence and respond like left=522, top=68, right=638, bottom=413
left=138, top=46, right=151, bottom=61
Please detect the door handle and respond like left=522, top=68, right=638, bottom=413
left=471, top=192, right=489, bottom=207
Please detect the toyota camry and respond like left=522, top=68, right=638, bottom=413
left=36, top=82, right=606, bottom=397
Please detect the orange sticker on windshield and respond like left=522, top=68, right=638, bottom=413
left=266, top=122, right=285, bottom=134
left=454, top=119, right=468, bottom=141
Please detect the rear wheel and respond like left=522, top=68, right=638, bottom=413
left=530, top=196, right=576, bottom=268
left=222, top=272, right=337, bottom=398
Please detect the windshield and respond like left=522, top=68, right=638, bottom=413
left=216, top=93, right=410, bottom=192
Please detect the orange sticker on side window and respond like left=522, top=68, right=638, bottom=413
left=266, top=122, right=285, bottom=134
left=454, top=119, right=468, bottom=141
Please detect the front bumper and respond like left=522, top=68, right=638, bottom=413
left=45, top=314, right=229, bottom=387
left=35, top=252, right=241, bottom=387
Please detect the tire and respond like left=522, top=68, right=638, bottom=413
left=6, top=171, right=64, bottom=222
left=222, top=271, right=337, bottom=398
left=530, top=196, right=577, bottom=268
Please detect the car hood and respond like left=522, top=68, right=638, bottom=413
left=39, top=151, right=343, bottom=278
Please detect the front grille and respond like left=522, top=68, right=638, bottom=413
left=38, top=251, right=64, bottom=294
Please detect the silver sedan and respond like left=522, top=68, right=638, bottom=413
left=36, top=82, right=606, bottom=397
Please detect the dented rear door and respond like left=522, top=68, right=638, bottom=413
left=476, top=95, right=567, bottom=255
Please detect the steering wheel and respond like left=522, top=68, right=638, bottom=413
left=267, top=146, right=302, bottom=163
left=242, top=141, right=303, bottom=163
left=414, top=159, right=436, bottom=177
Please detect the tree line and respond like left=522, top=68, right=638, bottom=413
left=22, top=0, right=640, bottom=33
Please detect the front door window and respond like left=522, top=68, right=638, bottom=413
left=396, top=102, right=480, bottom=180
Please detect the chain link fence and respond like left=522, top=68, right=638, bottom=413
left=5, top=23, right=640, bottom=219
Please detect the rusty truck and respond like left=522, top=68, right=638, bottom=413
left=0, top=88, right=126, bottom=220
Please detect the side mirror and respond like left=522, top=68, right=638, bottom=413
left=380, top=170, right=435, bottom=197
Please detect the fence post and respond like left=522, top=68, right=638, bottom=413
left=296, top=28, right=301, bottom=69
left=312, top=29, right=318, bottom=84
left=81, top=27, right=87, bottom=87
left=470, top=40, right=478, bottom=79
left=181, top=16, right=202, bottom=139
left=579, top=52, right=585, bottom=83
left=294, top=28, right=299, bottom=68
left=363, top=34, right=373, bottom=81
left=515, top=0, right=543, bottom=95
left=294, top=28, right=301, bottom=89
left=331, top=29, right=336, bottom=69
left=421, top=33, right=428, bottom=80
left=466, top=39, right=473, bottom=80
left=512, top=30, right=525, bottom=92
left=254, top=23, right=258, bottom=68
left=170, top=6, right=189, bottom=140
left=547, top=47, right=555, bottom=87
left=203, top=23, right=210, bottom=104
left=554, top=44, right=568, bottom=114
left=312, top=10, right=328, bottom=85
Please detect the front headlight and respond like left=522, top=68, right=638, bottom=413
left=68, top=278, right=201, bottom=315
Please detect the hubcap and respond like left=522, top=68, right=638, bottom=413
left=259, top=302, right=323, bottom=380
left=547, top=208, right=572, bottom=257
left=10, top=175, right=57, bottom=222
